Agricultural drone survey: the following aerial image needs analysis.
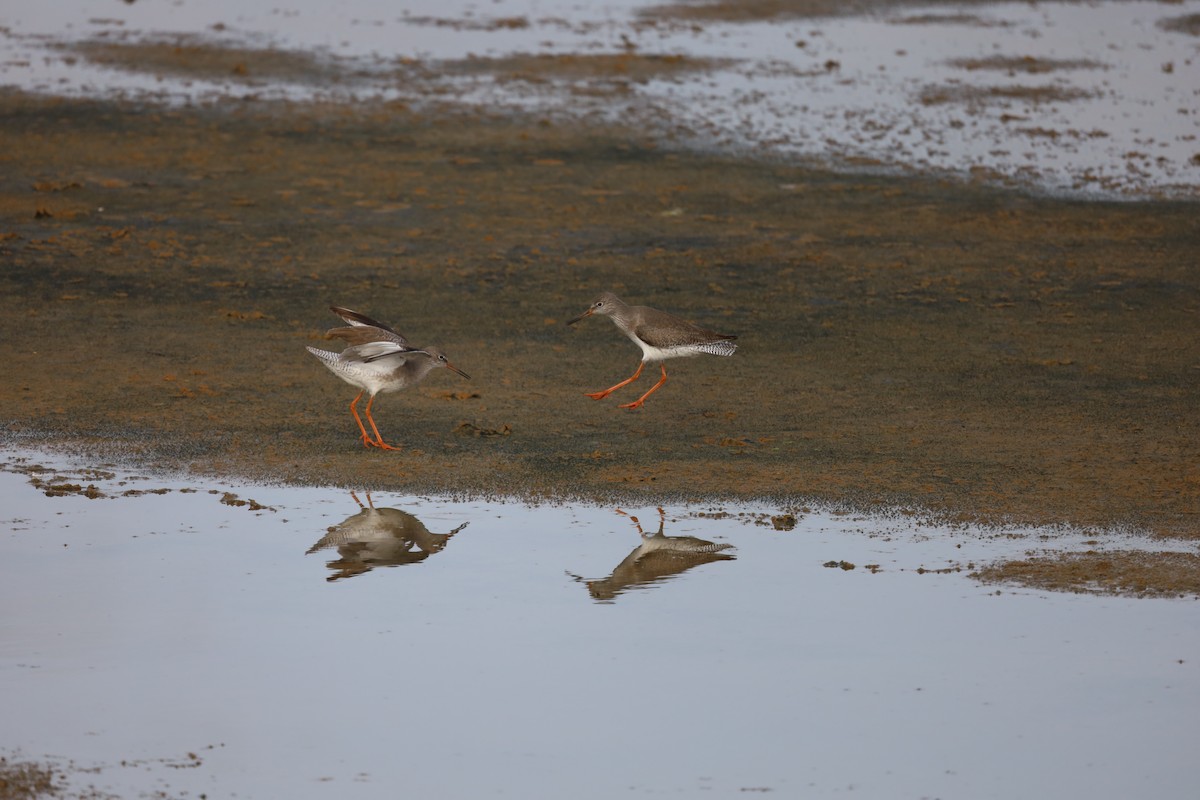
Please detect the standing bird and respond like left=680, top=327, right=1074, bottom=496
left=566, top=291, right=737, bottom=409
left=306, top=306, right=469, bottom=450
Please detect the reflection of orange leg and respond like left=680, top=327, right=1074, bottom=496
left=350, top=490, right=377, bottom=509
left=619, top=364, right=667, bottom=409
left=615, top=508, right=646, bottom=535
left=362, top=394, right=401, bottom=451
left=586, top=361, right=645, bottom=400
left=617, top=506, right=667, bottom=537
left=348, top=391, right=374, bottom=447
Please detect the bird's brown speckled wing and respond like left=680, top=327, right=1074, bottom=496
left=327, top=306, right=413, bottom=348
left=633, top=306, right=737, bottom=349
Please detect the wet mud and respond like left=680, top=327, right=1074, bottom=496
left=0, top=757, right=58, bottom=799
left=0, top=28, right=1197, bottom=598
left=0, top=749, right=206, bottom=800
left=973, top=551, right=1200, bottom=599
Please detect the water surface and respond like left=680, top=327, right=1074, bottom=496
left=2, top=450, right=1197, bottom=798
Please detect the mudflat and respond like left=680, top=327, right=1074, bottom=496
left=0, top=83, right=1196, bottom=593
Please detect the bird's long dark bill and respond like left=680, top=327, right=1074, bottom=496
left=566, top=309, right=593, bottom=326
left=447, top=364, right=471, bottom=380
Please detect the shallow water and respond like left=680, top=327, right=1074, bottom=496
left=1, top=0, right=1197, bottom=198
left=2, top=450, right=1197, bottom=798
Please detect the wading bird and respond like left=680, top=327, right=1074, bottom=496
left=306, top=306, right=469, bottom=450
left=567, top=291, right=737, bottom=409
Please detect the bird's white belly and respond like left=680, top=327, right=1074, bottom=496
left=327, top=358, right=400, bottom=394
left=626, top=332, right=698, bottom=363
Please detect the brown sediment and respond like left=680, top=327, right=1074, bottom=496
left=0, top=756, right=61, bottom=798
left=449, top=52, right=734, bottom=84
left=973, top=551, right=1200, bottom=599
left=65, top=37, right=352, bottom=85
left=918, top=84, right=1099, bottom=106
left=1160, top=13, right=1200, bottom=36
left=640, top=0, right=873, bottom=22
left=64, top=39, right=726, bottom=91
left=0, top=749, right=206, bottom=799
left=946, top=56, right=1106, bottom=74
left=639, top=0, right=1074, bottom=23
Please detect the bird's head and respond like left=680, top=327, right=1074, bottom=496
left=422, top=347, right=470, bottom=380
left=567, top=291, right=622, bottom=326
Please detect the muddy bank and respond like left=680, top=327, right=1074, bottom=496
left=0, top=85, right=1197, bottom=590
left=973, top=551, right=1200, bottom=599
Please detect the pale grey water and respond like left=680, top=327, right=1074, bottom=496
left=1, top=449, right=1197, bottom=798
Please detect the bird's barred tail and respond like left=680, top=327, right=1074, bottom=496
left=666, top=539, right=736, bottom=554
left=697, top=340, right=737, bottom=357
left=306, top=346, right=339, bottom=367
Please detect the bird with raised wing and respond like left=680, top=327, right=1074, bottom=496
left=306, top=306, right=469, bottom=450
left=567, top=291, right=737, bottom=409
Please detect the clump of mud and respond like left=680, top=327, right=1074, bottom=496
left=973, top=551, right=1200, bottom=599
left=0, top=756, right=61, bottom=799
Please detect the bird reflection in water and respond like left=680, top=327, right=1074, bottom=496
left=569, top=507, right=735, bottom=602
left=307, top=491, right=468, bottom=582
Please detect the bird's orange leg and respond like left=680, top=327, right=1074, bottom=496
left=362, top=394, right=402, bottom=451
left=348, top=391, right=374, bottom=448
left=618, top=364, right=668, bottom=410
left=586, top=361, right=645, bottom=400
